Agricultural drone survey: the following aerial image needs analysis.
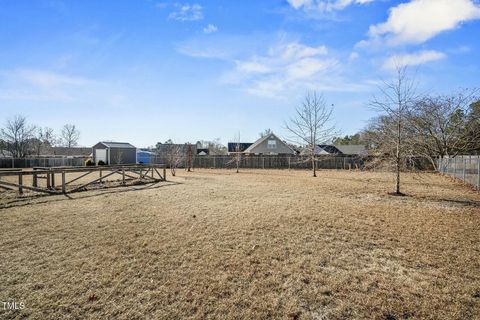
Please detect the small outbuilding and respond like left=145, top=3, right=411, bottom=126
left=92, top=141, right=137, bottom=165
left=137, top=150, right=156, bottom=164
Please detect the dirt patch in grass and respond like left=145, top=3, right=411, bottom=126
left=0, top=169, right=479, bottom=319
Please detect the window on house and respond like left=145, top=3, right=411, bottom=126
left=267, top=140, right=276, bottom=149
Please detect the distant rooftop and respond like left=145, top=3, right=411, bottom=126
left=334, top=144, right=368, bottom=155
left=97, top=141, right=136, bottom=149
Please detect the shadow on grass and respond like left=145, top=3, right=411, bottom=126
left=0, top=181, right=183, bottom=210
left=432, top=197, right=480, bottom=208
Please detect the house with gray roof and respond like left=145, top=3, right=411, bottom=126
left=243, top=133, right=295, bottom=155
left=92, top=141, right=137, bottom=165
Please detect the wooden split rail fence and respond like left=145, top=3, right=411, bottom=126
left=0, top=164, right=167, bottom=195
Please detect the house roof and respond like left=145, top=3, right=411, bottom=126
left=317, top=145, right=342, bottom=154
left=137, top=150, right=156, bottom=155
left=227, top=142, right=253, bottom=153
left=156, top=144, right=197, bottom=153
left=97, top=141, right=136, bottom=149
left=41, top=147, right=92, bottom=156
left=197, top=148, right=209, bottom=155
left=334, top=145, right=368, bottom=155
left=244, top=133, right=294, bottom=154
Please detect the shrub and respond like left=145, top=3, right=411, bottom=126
left=97, top=160, right=106, bottom=166
left=85, top=159, right=94, bottom=166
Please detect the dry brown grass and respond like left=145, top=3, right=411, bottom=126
left=0, top=169, right=479, bottom=319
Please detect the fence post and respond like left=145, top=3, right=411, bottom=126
left=454, top=157, right=457, bottom=178
left=51, top=170, right=55, bottom=189
left=62, top=170, right=66, bottom=194
left=33, top=172, right=37, bottom=187
left=463, top=157, right=466, bottom=182
left=18, top=172, right=23, bottom=194
left=46, top=172, right=51, bottom=189
left=122, top=169, right=125, bottom=185
left=163, top=166, right=166, bottom=181
left=469, top=156, right=472, bottom=185
left=477, top=156, right=480, bottom=190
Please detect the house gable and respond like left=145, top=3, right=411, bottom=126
left=244, top=133, right=294, bottom=155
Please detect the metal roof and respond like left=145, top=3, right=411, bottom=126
left=98, top=141, right=136, bottom=149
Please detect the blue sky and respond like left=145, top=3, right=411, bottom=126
left=1, top=0, right=479, bottom=147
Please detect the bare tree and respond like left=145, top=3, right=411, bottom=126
left=196, top=138, right=227, bottom=155
left=408, top=90, right=479, bottom=169
left=285, top=91, right=336, bottom=177
left=113, top=150, right=123, bottom=165
left=369, top=66, right=417, bottom=195
left=0, top=115, right=36, bottom=158
left=229, top=132, right=242, bottom=173
left=259, top=128, right=273, bottom=138
left=166, top=144, right=185, bottom=176
left=186, top=143, right=194, bottom=172
left=32, top=127, right=56, bottom=156
left=60, top=124, right=80, bottom=148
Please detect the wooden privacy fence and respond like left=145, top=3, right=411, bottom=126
left=186, top=155, right=367, bottom=170
left=0, top=157, right=89, bottom=168
left=0, top=164, right=167, bottom=195
left=437, top=156, right=480, bottom=190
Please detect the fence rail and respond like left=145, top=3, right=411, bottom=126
left=0, top=164, right=167, bottom=195
left=437, top=156, right=480, bottom=190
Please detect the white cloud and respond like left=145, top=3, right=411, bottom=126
left=287, top=0, right=376, bottom=12
left=14, top=69, right=90, bottom=87
left=236, top=61, right=271, bottom=74
left=349, top=52, right=360, bottom=61
left=178, top=35, right=375, bottom=98
left=0, top=69, right=97, bottom=101
left=368, top=0, right=480, bottom=46
left=228, top=42, right=341, bottom=97
left=169, top=3, right=203, bottom=21
left=383, top=50, right=446, bottom=69
left=287, top=0, right=313, bottom=9
left=203, top=24, right=218, bottom=34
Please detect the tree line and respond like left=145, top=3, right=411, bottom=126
left=0, top=115, right=81, bottom=158
left=284, top=66, right=479, bottom=194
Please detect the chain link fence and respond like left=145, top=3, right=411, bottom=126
left=437, top=156, right=480, bottom=190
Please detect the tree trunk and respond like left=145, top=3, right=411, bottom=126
left=312, top=152, right=316, bottom=177
left=395, top=120, right=401, bottom=194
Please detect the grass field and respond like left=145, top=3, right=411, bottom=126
left=0, top=169, right=479, bottom=319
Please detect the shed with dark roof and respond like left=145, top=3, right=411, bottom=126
left=92, top=141, right=137, bottom=165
